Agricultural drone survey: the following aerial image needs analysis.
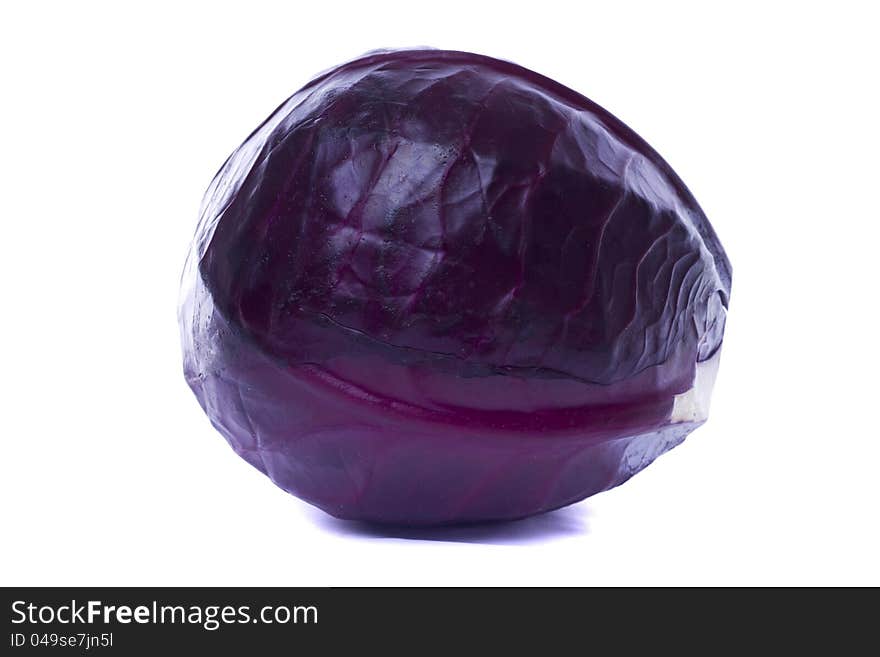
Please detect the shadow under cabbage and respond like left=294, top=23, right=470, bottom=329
left=306, top=503, right=591, bottom=545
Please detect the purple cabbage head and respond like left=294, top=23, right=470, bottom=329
left=180, top=48, right=731, bottom=525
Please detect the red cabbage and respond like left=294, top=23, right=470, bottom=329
left=180, top=49, right=731, bottom=525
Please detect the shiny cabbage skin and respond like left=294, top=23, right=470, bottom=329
left=180, top=49, right=731, bottom=525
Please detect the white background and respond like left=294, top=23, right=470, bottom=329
left=2, top=1, right=878, bottom=586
